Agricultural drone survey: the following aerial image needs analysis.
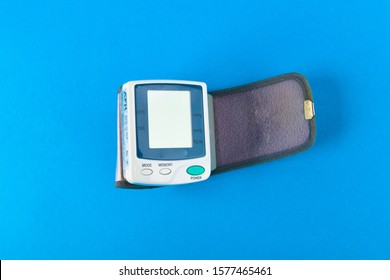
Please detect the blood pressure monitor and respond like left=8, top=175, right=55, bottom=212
left=119, top=80, right=213, bottom=186
left=116, top=74, right=316, bottom=189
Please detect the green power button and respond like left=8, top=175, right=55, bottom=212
left=186, top=165, right=205, bottom=176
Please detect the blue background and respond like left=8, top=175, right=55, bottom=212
left=0, top=0, right=389, bottom=260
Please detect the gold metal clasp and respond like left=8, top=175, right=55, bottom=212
left=304, top=100, right=315, bottom=120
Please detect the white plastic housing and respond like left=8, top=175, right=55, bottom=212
left=120, top=80, right=211, bottom=186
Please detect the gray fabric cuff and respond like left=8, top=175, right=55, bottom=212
left=210, top=72, right=315, bottom=174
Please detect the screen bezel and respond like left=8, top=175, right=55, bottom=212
left=134, top=83, right=206, bottom=160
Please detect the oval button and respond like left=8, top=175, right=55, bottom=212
left=159, top=168, right=171, bottom=175
left=140, top=169, right=153, bottom=176
left=186, top=165, right=205, bottom=176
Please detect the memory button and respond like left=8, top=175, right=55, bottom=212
left=159, top=168, right=171, bottom=175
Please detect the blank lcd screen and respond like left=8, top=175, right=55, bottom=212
left=147, top=90, right=192, bottom=149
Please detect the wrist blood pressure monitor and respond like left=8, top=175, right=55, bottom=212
left=116, top=73, right=316, bottom=189
left=119, top=80, right=212, bottom=185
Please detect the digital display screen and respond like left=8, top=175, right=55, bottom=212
left=147, top=90, right=192, bottom=149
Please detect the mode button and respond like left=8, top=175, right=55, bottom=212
left=140, top=169, right=153, bottom=176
